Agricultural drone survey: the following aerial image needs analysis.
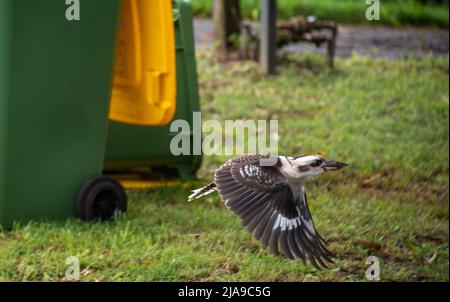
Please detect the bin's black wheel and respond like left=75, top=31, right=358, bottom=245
left=76, top=176, right=127, bottom=221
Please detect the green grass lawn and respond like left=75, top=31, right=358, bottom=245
left=192, top=0, right=449, bottom=27
left=0, top=52, right=448, bottom=281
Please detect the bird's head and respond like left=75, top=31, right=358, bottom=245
left=278, top=154, right=348, bottom=181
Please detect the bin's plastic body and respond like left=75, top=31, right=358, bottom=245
left=104, top=0, right=201, bottom=179
left=0, top=0, right=121, bottom=227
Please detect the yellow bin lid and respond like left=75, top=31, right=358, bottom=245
left=109, top=0, right=176, bottom=126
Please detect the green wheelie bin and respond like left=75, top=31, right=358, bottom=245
left=104, top=0, right=202, bottom=180
left=0, top=0, right=126, bottom=228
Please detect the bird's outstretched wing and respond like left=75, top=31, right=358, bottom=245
left=214, top=154, right=334, bottom=269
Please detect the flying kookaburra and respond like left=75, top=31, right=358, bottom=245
left=188, top=154, right=348, bottom=269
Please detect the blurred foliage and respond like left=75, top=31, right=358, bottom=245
left=192, top=0, right=449, bottom=27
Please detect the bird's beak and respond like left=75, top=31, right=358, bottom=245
left=324, top=160, right=348, bottom=171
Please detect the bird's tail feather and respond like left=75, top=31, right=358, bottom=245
left=188, top=183, right=217, bottom=202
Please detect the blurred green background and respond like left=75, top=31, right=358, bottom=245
left=192, top=0, right=449, bottom=27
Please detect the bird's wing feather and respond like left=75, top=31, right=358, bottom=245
left=214, top=154, right=333, bottom=268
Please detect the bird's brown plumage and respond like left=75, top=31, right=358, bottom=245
left=213, top=154, right=334, bottom=269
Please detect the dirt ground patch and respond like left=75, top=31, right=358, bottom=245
left=194, top=18, right=449, bottom=59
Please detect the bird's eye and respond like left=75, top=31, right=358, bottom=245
left=311, top=159, right=322, bottom=167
